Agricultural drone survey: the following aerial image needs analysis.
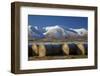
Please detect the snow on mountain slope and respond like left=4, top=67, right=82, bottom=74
left=43, top=25, right=67, bottom=39
left=28, top=25, right=87, bottom=39
left=70, top=28, right=87, bottom=36
left=44, top=25, right=82, bottom=38
left=28, top=25, right=45, bottom=39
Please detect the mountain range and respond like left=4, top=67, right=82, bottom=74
left=28, top=25, right=87, bottom=40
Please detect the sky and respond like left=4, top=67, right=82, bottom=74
left=28, top=15, right=88, bottom=29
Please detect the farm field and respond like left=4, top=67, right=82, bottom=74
left=28, top=42, right=88, bottom=60
left=29, top=55, right=87, bottom=60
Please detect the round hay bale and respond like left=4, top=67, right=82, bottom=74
left=38, top=44, right=46, bottom=57
left=68, top=43, right=79, bottom=55
left=62, top=43, right=69, bottom=55
left=45, top=44, right=53, bottom=56
left=28, top=45, right=38, bottom=57
left=76, top=43, right=85, bottom=55
left=45, top=44, right=65, bottom=56
left=32, top=43, right=38, bottom=54
left=83, top=44, right=88, bottom=55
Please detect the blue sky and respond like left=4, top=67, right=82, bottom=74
left=28, top=15, right=88, bottom=29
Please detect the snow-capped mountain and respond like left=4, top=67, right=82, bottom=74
left=28, top=25, right=45, bottom=39
left=28, top=25, right=87, bottom=39
left=43, top=25, right=66, bottom=39
left=69, top=28, right=87, bottom=36
left=43, top=25, right=87, bottom=39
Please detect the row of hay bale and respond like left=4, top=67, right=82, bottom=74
left=28, top=43, right=88, bottom=57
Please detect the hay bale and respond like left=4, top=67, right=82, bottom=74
left=76, top=43, right=85, bottom=55
left=45, top=44, right=65, bottom=56
left=68, top=43, right=80, bottom=55
left=45, top=44, right=53, bottom=56
left=32, top=43, right=38, bottom=54
left=83, top=44, right=88, bottom=55
left=62, top=43, right=69, bottom=55
left=28, top=45, right=38, bottom=57
left=38, top=44, right=46, bottom=57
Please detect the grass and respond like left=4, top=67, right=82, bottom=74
left=28, top=39, right=88, bottom=61
left=28, top=55, right=88, bottom=61
left=28, top=37, right=87, bottom=43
